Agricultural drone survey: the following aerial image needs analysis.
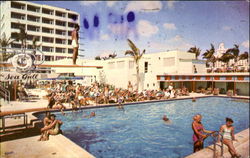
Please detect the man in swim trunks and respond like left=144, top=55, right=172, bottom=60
left=71, top=24, right=80, bottom=65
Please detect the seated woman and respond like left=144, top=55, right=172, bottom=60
left=38, top=111, right=52, bottom=141
left=218, top=118, right=241, bottom=158
left=40, top=114, right=63, bottom=140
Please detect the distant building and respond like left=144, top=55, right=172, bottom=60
left=0, top=1, right=80, bottom=61
left=214, top=43, right=249, bottom=69
left=50, top=51, right=206, bottom=90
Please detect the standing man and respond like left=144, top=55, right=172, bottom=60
left=71, top=24, right=80, bottom=65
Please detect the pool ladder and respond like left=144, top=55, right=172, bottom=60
left=208, top=131, right=224, bottom=158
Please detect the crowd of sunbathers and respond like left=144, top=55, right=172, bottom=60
left=45, top=81, right=190, bottom=113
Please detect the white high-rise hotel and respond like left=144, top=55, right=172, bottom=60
left=0, top=1, right=80, bottom=61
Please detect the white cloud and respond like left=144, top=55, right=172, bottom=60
left=148, top=35, right=193, bottom=51
left=163, top=23, right=177, bottom=30
left=100, top=34, right=110, bottom=40
left=168, top=35, right=183, bottom=42
left=107, top=1, right=117, bottom=7
left=125, top=1, right=162, bottom=13
left=108, top=23, right=127, bottom=35
left=137, top=20, right=159, bottom=37
left=80, top=1, right=100, bottom=6
left=222, top=26, right=232, bottom=31
left=241, top=40, right=249, bottom=48
left=167, top=1, right=176, bottom=9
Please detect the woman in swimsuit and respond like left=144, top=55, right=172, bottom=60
left=192, top=114, right=215, bottom=152
left=38, top=111, right=51, bottom=141
left=41, top=114, right=63, bottom=138
left=219, top=118, right=241, bottom=158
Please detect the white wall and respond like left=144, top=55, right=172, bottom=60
left=48, top=51, right=206, bottom=90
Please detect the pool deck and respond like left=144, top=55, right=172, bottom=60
left=0, top=91, right=249, bottom=158
left=0, top=134, right=95, bottom=158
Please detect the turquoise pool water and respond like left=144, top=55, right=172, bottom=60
left=35, top=97, right=249, bottom=158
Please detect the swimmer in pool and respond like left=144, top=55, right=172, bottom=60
left=83, top=112, right=96, bottom=118
left=162, top=115, right=172, bottom=124
left=192, top=97, right=196, bottom=102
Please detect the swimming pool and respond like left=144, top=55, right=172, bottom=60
left=35, top=97, right=249, bottom=158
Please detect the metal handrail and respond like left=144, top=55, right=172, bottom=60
left=0, top=91, right=8, bottom=102
left=0, top=85, right=10, bottom=103
left=206, top=131, right=224, bottom=158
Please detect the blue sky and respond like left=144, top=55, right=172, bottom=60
left=35, top=1, right=249, bottom=59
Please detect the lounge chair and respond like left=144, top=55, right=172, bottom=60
left=205, top=88, right=213, bottom=95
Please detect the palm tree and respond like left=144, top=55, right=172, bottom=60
left=239, top=51, right=249, bottom=62
left=31, top=36, right=42, bottom=55
left=202, top=44, right=217, bottom=68
left=95, top=56, right=101, bottom=60
left=0, top=33, right=15, bottom=62
left=218, top=52, right=234, bottom=67
left=12, top=26, right=28, bottom=49
left=187, top=46, right=201, bottom=59
left=125, top=39, right=145, bottom=91
left=225, top=44, right=240, bottom=67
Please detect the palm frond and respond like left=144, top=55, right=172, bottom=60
left=127, top=39, right=139, bottom=55
left=125, top=50, right=135, bottom=56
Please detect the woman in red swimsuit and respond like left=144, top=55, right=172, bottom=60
left=192, top=114, right=215, bottom=152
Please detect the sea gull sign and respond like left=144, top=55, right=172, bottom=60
left=0, top=72, right=41, bottom=81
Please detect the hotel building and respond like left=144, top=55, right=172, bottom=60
left=0, top=1, right=80, bottom=61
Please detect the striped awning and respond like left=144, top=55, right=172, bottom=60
left=157, top=74, right=249, bottom=82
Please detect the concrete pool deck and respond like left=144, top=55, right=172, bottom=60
left=1, top=92, right=249, bottom=158
left=0, top=134, right=95, bottom=158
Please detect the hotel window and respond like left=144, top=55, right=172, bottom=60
left=56, top=47, right=65, bottom=53
left=68, top=48, right=73, bottom=54
left=129, top=61, right=134, bottom=69
left=163, top=57, right=175, bottom=67
left=56, top=20, right=66, bottom=27
left=68, top=40, right=72, bottom=45
left=42, top=46, right=53, bottom=52
left=42, top=18, right=53, bottom=25
left=42, top=8, right=53, bottom=15
left=68, top=13, right=78, bottom=21
left=11, top=22, right=25, bottom=29
left=11, top=2, right=25, bottom=10
left=11, top=12, right=25, bottom=20
left=144, top=62, right=148, bottom=73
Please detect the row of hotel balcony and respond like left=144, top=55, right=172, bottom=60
left=11, top=33, right=73, bottom=45
left=11, top=43, right=74, bottom=54
left=11, top=12, right=77, bottom=28
left=11, top=2, right=78, bottom=21
left=11, top=22, right=73, bottom=37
